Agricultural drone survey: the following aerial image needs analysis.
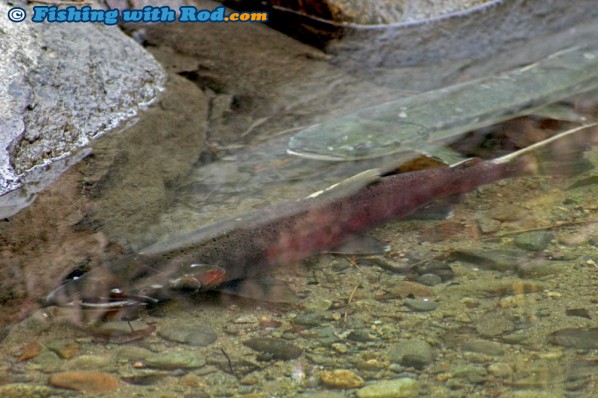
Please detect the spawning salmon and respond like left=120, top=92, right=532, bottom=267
left=46, top=123, right=598, bottom=310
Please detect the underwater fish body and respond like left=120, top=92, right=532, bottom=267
left=46, top=124, right=597, bottom=308
left=287, top=46, right=598, bottom=161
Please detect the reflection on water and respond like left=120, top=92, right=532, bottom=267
left=1, top=10, right=597, bottom=398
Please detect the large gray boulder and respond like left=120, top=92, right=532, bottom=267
left=0, top=2, right=165, bottom=217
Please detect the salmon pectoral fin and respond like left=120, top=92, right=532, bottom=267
left=403, top=200, right=459, bottom=221
left=327, top=235, right=391, bottom=255
left=218, top=277, right=298, bottom=304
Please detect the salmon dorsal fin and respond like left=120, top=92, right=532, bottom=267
left=306, top=168, right=381, bottom=200
left=450, top=158, right=482, bottom=169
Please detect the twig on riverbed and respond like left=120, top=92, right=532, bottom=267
left=241, top=116, right=271, bottom=138
left=343, top=283, right=360, bottom=324
left=483, top=219, right=598, bottom=239
left=221, top=348, right=237, bottom=379
left=263, top=125, right=310, bottom=140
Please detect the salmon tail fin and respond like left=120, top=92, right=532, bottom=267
left=491, top=122, right=598, bottom=177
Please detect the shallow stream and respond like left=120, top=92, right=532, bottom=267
left=0, top=8, right=597, bottom=398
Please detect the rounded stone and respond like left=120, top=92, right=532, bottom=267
left=390, top=340, right=434, bottom=369
left=0, top=383, right=55, bottom=398
left=514, top=231, right=552, bottom=251
left=116, top=346, right=154, bottom=361
left=461, top=340, right=505, bottom=356
left=243, top=337, right=303, bottom=360
left=63, top=355, right=112, bottom=370
left=320, top=369, right=365, bottom=389
left=158, top=325, right=217, bottom=347
left=144, top=351, right=206, bottom=369
left=416, top=273, right=442, bottom=286
left=48, top=371, right=119, bottom=392
left=356, top=378, right=420, bottom=398
left=488, top=362, right=513, bottom=378
left=404, top=298, right=438, bottom=312
left=452, top=365, right=488, bottom=384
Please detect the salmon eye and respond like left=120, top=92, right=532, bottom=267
left=110, top=288, right=128, bottom=299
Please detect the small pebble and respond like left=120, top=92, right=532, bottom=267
left=17, top=342, right=42, bottom=362
left=234, top=315, right=259, bottom=324
left=449, top=249, right=523, bottom=272
left=565, top=307, right=591, bottom=319
left=144, top=351, right=206, bottom=369
left=390, top=340, right=433, bottom=369
left=292, top=312, right=332, bottom=328
left=452, top=365, right=488, bottom=384
left=404, top=297, right=437, bottom=312
left=475, top=309, right=516, bottom=337
left=500, top=330, right=529, bottom=344
left=517, top=262, right=563, bottom=277
left=63, top=355, right=112, bottom=370
left=416, top=273, right=442, bottom=286
left=417, top=260, right=454, bottom=281
left=356, top=377, right=420, bottom=398
left=49, top=371, right=119, bottom=392
left=224, top=324, right=243, bottom=335
left=347, top=330, right=374, bottom=343
left=46, top=342, right=80, bottom=359
left=320, top=369, right=364, bottom=389
left=158, top=325, right=217, bottom=347
left=259, top=317, right=282, bottom=328
left=477, top=217, right=501, bottom=233
left=489, top=207, right=524, bottom=221
left=0, top=383, right=55, bottom=398
left=31, top=351, right=62, bottom=372
left=303, top=297, right=333, bottom=312
left=549, top=328, right=598, bottom=349
left=378, top=281, right=435, bottom=299
left=120, top=371, right=168, bottom=386
left=116, top=346, right=154, bottom=361
left=537, top=350, right=563, bottom=360
left=488, top=363, right=513, bottom=378
left=356, top=359, right=386, bottom=372
left=331, top=343, right=348, bottom=354
left=514, top=231, right=552, bottom=251
left=461, top=340, right=505, bottom=356
left=94, top=320, right=150, bottom=336
left=243, top=337, right=302, bottom=360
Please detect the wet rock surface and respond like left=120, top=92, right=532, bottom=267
left=0, top=2, right=164, bottom=208
left=158, top=324, right=218, bottom=346
left=227, top=0, right=598, bottom=73
left=243, top=337, right=303, bottom=360
left=266, top=0, right=487, bottom=25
